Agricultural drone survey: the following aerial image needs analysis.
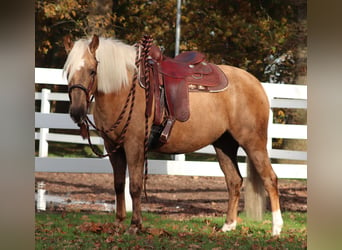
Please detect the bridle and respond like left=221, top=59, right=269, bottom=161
left=68, top=83, right=95, bottom=106
left=68, top=68, right=97, bottom=107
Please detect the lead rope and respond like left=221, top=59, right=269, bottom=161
left=83, top=78, right=136, bottom=158
left=141, top=35, right=154, bottom=201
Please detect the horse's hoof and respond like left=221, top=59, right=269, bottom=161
left=272, top=224, right=283, bottom=236
left=113, top=220, right=121, bottom=226
left=125, top=225, right=141, bottom=235
left=221, top=221, right=237, bottom=232
left=113, top=220, right=125, bottom=233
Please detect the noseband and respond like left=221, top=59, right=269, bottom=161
left=68, top=83, right=94, bottom=106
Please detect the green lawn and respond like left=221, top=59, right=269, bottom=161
left=36, top=211, right=306, bottom=249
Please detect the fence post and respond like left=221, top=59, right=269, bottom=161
left=38, top=88, right=51, bottom=157
left=244, top=158, right=266, bottom=221
left=267, top=97, right=274, bottom=152
left=174, top=154, right=186, bottom=161
left=244, top=93, right=273, bottom=221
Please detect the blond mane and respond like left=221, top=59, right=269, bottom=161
left=63, top=37, right=136, bottom=93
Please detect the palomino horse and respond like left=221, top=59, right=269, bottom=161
left=63, top=34, right=283, bottom=236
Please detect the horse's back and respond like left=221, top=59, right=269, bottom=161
left=217, top=65, right=270, bottom=117
left=218, top=65, right=268, bottom=101
left=189, top=64, right=269, bottom=119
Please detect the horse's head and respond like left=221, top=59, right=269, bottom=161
left=63, top=35, right=99, bottom=124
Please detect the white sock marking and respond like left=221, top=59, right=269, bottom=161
left=272, top=209, right=283, bottom=236
left=221, top=220, right=237, bottom=232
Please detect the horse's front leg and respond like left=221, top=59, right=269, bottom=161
left=125, top=146, right=146, bottom=234
left=106, top=144, right=127, bottom=225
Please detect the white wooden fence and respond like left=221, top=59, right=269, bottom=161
left=35, top=67, right=307, bottom=179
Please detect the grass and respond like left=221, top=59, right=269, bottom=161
left=35, top=141, right=102, bottom=158
left=36, top=211, right=306, bottom=249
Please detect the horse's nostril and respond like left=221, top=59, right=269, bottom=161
left=69, top=106, right=87, bottom=124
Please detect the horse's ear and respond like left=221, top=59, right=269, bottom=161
left=63, top=35, right=74, bottom=54
left=89, top=35, right=99, bottom=55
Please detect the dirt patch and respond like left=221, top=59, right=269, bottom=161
left=35, top=173, right=307, bottom=216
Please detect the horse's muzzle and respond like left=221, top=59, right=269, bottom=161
left=69, top=105, right=87, bottom=124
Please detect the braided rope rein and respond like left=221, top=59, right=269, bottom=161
left=140, top=35, right=154, bottom=199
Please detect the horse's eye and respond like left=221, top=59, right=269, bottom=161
left=90, top=70, right=96, bottom=76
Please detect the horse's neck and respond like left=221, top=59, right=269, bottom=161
left=93, top=81, right=146, bottom=130
left=93, top=88, right=131, bottom=127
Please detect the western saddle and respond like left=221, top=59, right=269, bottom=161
left=141, top=44, right=228, bottom=148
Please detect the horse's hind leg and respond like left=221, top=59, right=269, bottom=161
left=213, top=132, right=242, bottom=232
left=243, top=142, right=283, bottom=236
left=106, top=144, right=127, bottom=224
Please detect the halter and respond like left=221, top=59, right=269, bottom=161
left=68, top=48, right=98, bottom=106
left=68, top=83, right=95, bottom=106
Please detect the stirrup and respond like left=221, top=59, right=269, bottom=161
left=160, top=118, right=175, bottom=144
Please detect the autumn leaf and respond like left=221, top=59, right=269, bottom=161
left=188, top=244, right=201, bottom=249
left=82, top=214, right=90, bottom=219
left=146, top=227, right=171, bottom=237
left=78, top=222, right=102, bottom=233
left=105, top=236, right=115, bottom=243
left=262, top=219, right=272, bottom=225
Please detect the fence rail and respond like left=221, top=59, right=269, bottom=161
left=35, top=67, right=307, bottom=179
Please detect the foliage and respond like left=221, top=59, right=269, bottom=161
left=178, top=1, right=298, bottom=81
left=264, top=51, right=296, bottom=83
left=35, top=0, right=305, bottom=82
left=36, top=211, right=307, bottom=249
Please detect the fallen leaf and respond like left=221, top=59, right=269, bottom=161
left=105, top=236, right=115, bottom=243
left=81, top=215, right=89, bottom=221
left=262, top=220, right=272, bottom=225
left=188, top=244, right=201, bottom=249
left=147, top=227, right=170, bottom=237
